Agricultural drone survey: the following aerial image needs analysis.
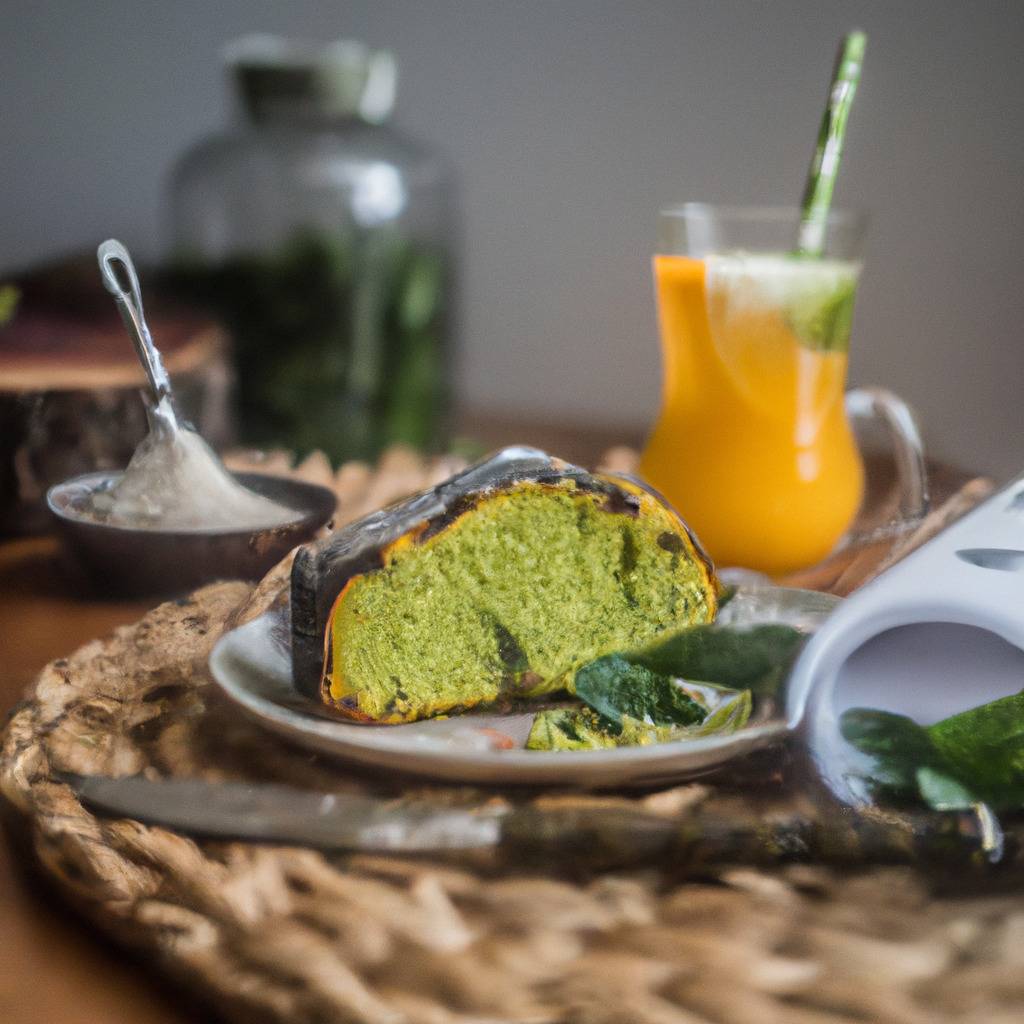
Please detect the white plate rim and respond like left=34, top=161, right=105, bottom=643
left=208, top=586, right=837, bottom=786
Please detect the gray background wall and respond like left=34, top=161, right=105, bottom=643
left=5, top=1, right=1022, bottom=475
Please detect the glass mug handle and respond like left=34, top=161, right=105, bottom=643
left=843, top=386, right=930, bottom=544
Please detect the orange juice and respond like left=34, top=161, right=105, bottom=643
left=639, top=254, right=864, bottom=575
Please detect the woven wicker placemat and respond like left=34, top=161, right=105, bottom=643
left=2, top=449, right=1022, bottom=1024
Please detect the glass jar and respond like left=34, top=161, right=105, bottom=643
left=167, top=35, right=453, bottom=463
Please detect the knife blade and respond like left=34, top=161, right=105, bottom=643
left=63, top=772, right=694, bottom=865
left=62, top=773, right=504, bottom=852
left=60, top=773, right=1003, bottom=873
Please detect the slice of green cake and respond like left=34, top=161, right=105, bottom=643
left=291, top=447, right=718, bottom=724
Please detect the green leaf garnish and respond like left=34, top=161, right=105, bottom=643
left=624, top=624, right=805, bottom=696
left=928, top=691, right=1024, bottom=806
left=527, top=624, right=801, bottom=753
left=784, top=272, right=858, bottom=352
left=839, top=708, right=941, bottom=792
left=840, top=690, right=1024, bottom=812
left=571, top=656, right=705, bottom=733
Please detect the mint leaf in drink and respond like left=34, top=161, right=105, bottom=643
left=785, top=272, right=858, bottom=352
left=706, top=253, right=860, bottom=354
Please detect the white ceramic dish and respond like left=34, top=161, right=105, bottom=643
left=209, top=585, right=838, bottom=786
left=787, top=471, right=1024, bottom=804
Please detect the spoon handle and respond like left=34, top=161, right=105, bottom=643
left=97, top=239, right=176, bottom=422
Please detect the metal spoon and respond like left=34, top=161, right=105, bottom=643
left=44, top=240, right=337, bottom=597
left=96, top=239, right=178, bottom=433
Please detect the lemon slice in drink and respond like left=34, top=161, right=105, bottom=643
left=704, top=253, right=860, bottom=424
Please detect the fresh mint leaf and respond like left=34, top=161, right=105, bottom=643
left=786, top=274, right=857, bottom=352
left=626, top=624, right=805, bottom=696
left=839, top=708, right=941, bottom=791
left=840, top=691, right=1024, bottom=813
left=928, top=691, right=1024, bottom=808
left=571, top=656, right=706, bottom=732
left=545, top=624, right=803, bottom=753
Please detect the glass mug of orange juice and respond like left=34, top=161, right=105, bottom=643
left=639, top=204, right=927, bottom=576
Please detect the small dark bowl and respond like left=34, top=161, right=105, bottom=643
left=47, top=471, right=337, bottom=598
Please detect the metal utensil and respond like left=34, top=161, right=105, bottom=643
left=63, top=772, right=1003, bottom=872
left=96, top=239, right=178, bottom=434
left=66, top=773, right=503, bottom=851
left=45, top=240, right=338, bottom=597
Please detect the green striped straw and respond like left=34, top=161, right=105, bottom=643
left=797, top=30, right=867, bottom=257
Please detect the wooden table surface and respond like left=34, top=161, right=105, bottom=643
left=0, top=535, right=193, bottom=1024
left=0, top=416, right=974, bottom=1024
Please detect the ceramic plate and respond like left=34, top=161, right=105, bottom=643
left=209, top=586, right=839, bottom=786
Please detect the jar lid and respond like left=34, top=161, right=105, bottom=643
left=224, top=34, right=397, bottom=124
